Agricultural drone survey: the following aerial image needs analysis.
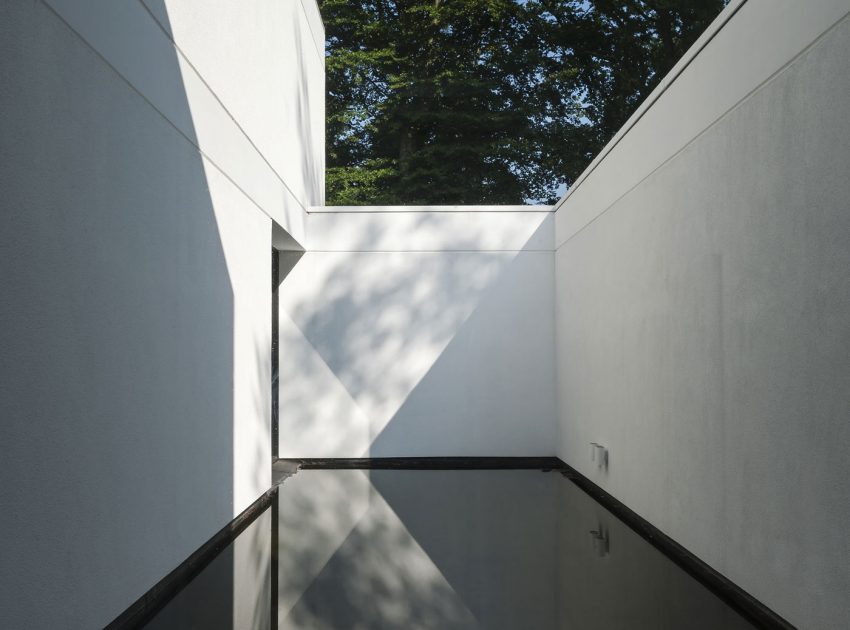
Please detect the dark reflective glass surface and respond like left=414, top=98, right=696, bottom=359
left=146, top=470, right=754, bottom=629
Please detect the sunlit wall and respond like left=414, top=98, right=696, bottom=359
left=278, top=206, right=557, bottom=457
left=0, top=1, right=322, bottom=627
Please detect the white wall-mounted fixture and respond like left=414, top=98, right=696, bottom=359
left=590, top=443, right=608, bottom=471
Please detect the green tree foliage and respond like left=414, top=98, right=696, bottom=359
left=322, top=0, right=726, bottom=205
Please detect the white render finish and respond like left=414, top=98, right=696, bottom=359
left=306, top=208, right=555, bottom=251
left=278, top=208, right=557, bottom=457
left=554, top=0, right=850, bottom=248
left=2, top=0, right=849, bottom=627
left=0, top=0, right=321, bottom=628
left=554, top=2, right=850, bottom=627
left=141, top=0, right=326, bottom=214
left=43, top=0, right=323, bottom=246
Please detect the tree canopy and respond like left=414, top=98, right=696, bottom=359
left=322, top=0, right=726, bottom=205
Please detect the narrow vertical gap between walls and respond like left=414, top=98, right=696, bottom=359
left=271, top=248, right=279, bottom=461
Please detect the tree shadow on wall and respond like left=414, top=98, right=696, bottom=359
left=277, top=212, right=556, bottom=457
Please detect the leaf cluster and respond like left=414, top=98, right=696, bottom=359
left=322, top=0, right=726, bottom=205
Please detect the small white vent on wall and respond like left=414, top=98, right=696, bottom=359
left=590, top=442, right=608, bottom=471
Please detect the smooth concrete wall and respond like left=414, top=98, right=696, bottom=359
left=278, top=207, right=556, bottom=457
left=42, top=0, right=324, bottom=247
left=0, top=1, right=322, bottom=627
left=554, top=1, right=850, bottom=627
left=140, top=0, right=326, bottom=220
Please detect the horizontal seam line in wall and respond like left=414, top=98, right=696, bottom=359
left=307, top=210, right=554, bottom=214
left=298, top=0, right=326, bottom=62
left=135, top=0, right=311, bottom=213
left=552, top=0, right=749, bottom=213
left=305, top=249, right=554, bottom=253
left=554, top=7, right=850, bottom=252
left=38, top=0, right=299, bottom=225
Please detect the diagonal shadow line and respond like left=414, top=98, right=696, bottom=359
left=284, top=248, right=518, bottom=439
left=274, top=471, right=374, bottom=624
left=278, top=252, right=504, bottom=448
left=363, top=214, right=556, bottom=457
left=281, top=471, right=482, bottom=630
left=362, top=249, right=520, bottom=447
left=366, top=469, right=559, bottom=630
left=278, top=212, right=553, bottom=457
left=137, top=0, right=319, bottom=215
left=277, top=307, right=374, bottom=435
left=357, top=259, right=516, bottom=456
left=364, top=474, right=483, bottom=628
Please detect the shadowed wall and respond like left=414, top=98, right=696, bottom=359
left=0, top=0, right=322, bottom=627
left=554, top=1, right=850, bottom=626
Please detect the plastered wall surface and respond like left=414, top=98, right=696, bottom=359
left=278, top=208, right=557, bottom=457
left=0, top=0, right=320, bottom=627
left=140, top=0, right=326, bottom=213
left=554, top=2, right=850, bottom=627
left=42, top=0, right=324, bottom=247
left=2, top=0, right=848, bottom=626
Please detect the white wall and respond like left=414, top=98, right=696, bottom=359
left=278, top=207, right=556, bottom=457
left=554, top=1, right=850, bottom=627
left=0, top=0, right=322, bottom=627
